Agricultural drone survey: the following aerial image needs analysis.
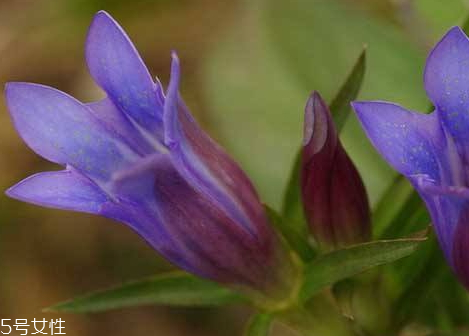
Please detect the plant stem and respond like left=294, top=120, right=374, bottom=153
left=276, top=293, right=359, bottom=336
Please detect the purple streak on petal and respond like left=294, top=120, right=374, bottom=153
left=352, top=101, right=444, bottom=181
left=151, top=154, right=277, bottom=288
left=107, top=153, right=241, bottom=281
left=6, top=168, right=108, bottom=213
left=104, top=154, right=200, bottom=273
left=108, top=153, right=277, bottom=288
left=5, top=82, right=138, bottom=182
left=424, top=27, right=469, bottom=143
left=100, top=201, right=197, bottom=274
left=411, top=175, right=469, bottom=264
left=302, top=92, right=370, bottom=248
left=86, top=11, right=164, bottom=138
left=452, top=204, right=469, bottom=289
left=163, top=53, right=270, bottom=238
left=87, top=98, right=155, bottom=155
left=414, top=174, right=469, bottom=198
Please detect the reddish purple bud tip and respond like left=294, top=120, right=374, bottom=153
left=301, top=92, right=371, bottom=249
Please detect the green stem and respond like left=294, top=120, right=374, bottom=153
left=276, top=293, right=359, bottom=336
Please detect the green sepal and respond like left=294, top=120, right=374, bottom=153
left=244, top=313, right=273, bottom=336
left=265, top=204, right=315, bottom=261
left=299, top=237, right=425, bottom=302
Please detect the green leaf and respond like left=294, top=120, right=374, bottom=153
left=392, top=237, right=443, bottom=325
left=373, top=179, right=429, bottom=241
left=393, top=236, right=469, bottom=329
left=265, top=204, right=315, bottom=261
left=330, top=47, right=367, bottom=132
left=45, top=272, right=245, bottom=313
left=372, top=175, right=414, bottom=238
left=299, top=238, right=425, bottom=302
left=281, top=149, right=309, bottom=243
left=462, top=14, right=469, bottom=33
left=244, top=313, right=273, bottom=336
left=203, top=0, right=410, bottom=208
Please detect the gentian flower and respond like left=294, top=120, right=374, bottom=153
left=352, top=27, right=469, bottom=289
left=5, top=11, right=294, bottom=298
left=302, top=92, right=371, bottom=250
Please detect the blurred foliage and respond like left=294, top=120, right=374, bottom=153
left=204, top=0, right=426, bottom=208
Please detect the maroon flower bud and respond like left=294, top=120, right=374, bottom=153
left=301, top=91, right=371, bottom=249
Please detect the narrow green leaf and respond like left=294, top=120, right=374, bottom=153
left=330, top=47, right=367, bottom=131
left=392, top=237, right=442, bottom=325
left=45, top=272, right=245, bottom=313
left=244, top=313, right=273, bottom=336
left=393, top=235, right=469, bottom=329
left=265, top=205, right=315, bottom=261
left=462, top=14, right=469, bottom=34
left=280, top=149, right=309, bottom=243
left=381, top=192, right=428, bottom=239
left=372, top=175, right=414, bottom=238
left=299, top=238, right=425, bottom=302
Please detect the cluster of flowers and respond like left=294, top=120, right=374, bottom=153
left=5, top=11, right=469, bottom=298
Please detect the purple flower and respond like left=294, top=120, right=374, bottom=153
left=5, top=11, right=293, bottom=296
left=352, top=27, right=469, bottom=289
left=302, top=92, right=371, bottom=249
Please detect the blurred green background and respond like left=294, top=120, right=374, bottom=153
left=0, top=0, right=467, bottom=335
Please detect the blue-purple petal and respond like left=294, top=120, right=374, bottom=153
left=150, top=154, right=277, bottom=287
left=452, top=205, right=469, bottom=289
left=163, top=53, right=270, bottom=238
left=352, top=101, right=443, bottom=181
left=86, top=98, right=157, bottom=155
left=86, top=11, right=164, bottom=138
left=6, top=82, right=138, bottom=182
left=411, top=175, right=469, bottom=265
left=107, top=153, right=278, bottom=288
left=424, top=27, right=469, bottom=142
left=352, top=26, right=469, bottom=292
left=6, top=169, right=108, bottom=214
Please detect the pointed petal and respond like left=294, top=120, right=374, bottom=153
left=5, top=82, right=137, bottom=182
left=87, top=98, right=156, bottom=155
left=302, top=92, right=370, bottom=248
left=424, top=27, right=469, bottom=141
left=352, top=101, right=444, bottom=181
left=6, top=169, right=109, bottom=213
left=163, top=53, right=269, bottom=237
left=85, top=11, right=164, bottom=137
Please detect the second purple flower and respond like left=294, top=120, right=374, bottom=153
left=352, top=26, right=469, bottom=289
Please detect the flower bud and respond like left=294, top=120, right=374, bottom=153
left=301, top=92, right=371, bottom=249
